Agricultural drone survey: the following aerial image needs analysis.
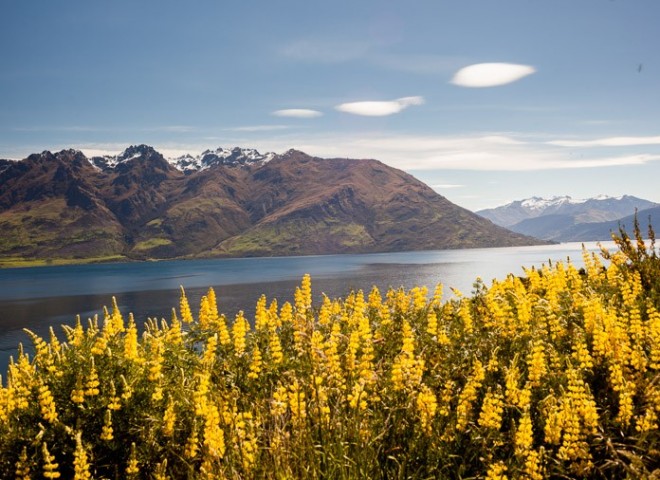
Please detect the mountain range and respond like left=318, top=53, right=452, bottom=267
left=0, top=145, right=542, bottom=265
left=477, top=195, right=659, bottom=241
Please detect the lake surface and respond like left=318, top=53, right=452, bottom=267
left=0, top=241, right=615, bottom=374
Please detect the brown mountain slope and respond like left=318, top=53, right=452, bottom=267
left=214, top=150, right=541, bottom=256
left=0, top=146, right=544, bottom=264
left=0, top=150, right=124, bottom=259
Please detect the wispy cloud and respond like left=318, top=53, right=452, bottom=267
left=225, top=125, right=291, bottom=132
left=335, top=96, right=424, bottom=117
left=16, top=130, right=660, bottom=174
left=11, top=125, right=197, bottom=134
left=257, top=132, right=660, bottom=172
left=451, top=63, right=536, bottom=88
left=548, top=135, right=660, bottom=147
left=272, top=109, right=323, bottom=118
left=143, top=125, right=196, bottom=133
left=12, top=126, right=113, bottom=133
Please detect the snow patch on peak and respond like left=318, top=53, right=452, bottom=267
left=89, top=144, right=160, bottom=171
left=519, top=196, right=574, bottom=210
left=170, top=147, right=276, bottom=173
left=518, top=195, right=626, bottom=210
left=88, top=145, right=277, bottom=172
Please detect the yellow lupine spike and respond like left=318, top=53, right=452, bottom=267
left=232, top=311, right=249, bottom=357
left=42, top=443, right=61, bottom=479
left=111, top=296, right=124, bottom=333
left=73, top=432, right=92, bottom=480
left=124, top=313, right=139, bottom=361
left=14, top=446, right=31, bottom=479
left=255, top=294, right=269, bottom=332
left=179, top=286, right=193, bottom=324
left=198, top=295, right=211, bottom=330
left=207, top=287, right=219, bottom=322
left=126, top=442, right=140, bottom=475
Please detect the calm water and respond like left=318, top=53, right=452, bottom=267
left=0, top=241, right=615, bottom=373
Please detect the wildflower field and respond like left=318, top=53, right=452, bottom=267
left=1, top=225, right=659, bottom=479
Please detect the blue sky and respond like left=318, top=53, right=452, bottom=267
left=1, top=0, right=659, bottom=210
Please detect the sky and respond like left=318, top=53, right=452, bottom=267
left=1, top=0, right=659, bottom=211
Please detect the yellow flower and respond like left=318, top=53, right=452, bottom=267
left=485, top=461, right=507, bottom=480
left=203, top=403, right=226, bottom=458
left=347, top=379, right=368, bottom=411
left=271, top=384, right=288, bottom=417
left=232, top=311, right=249, bottom=357
left=248, top=345, right=263, bottom=380
left=85, top=360, right=100, bottom=397
left=124, top=313, right=139, bottom=361
left=42, top=443, right=61, bottom=479
left=100, top=409, right=114, bottom=441
left=234, top=412, right=258, bottom=471
left=478, top=390, right=504, bottom=430
left=163, top=398, right=176, bottom=437
left=269, top=330, right=284, bottom=365
left=14, top=447, right=31, bottom=480
left=635, top=408, right=658, bottom=433
left=515, top=412, right=534, bottom=455
left=523, top=449, right=545, bottom=480
left=184, top=426, right=200, bottom=460
left=73, top=433, right=92, bottom=480
left=426, top=310, right=438, bottom=336
left=416, top=384, right=437, bottom=434
left=38, top=383, right=58, bottom=423
left=526, top=340, right=546, bottom=387
left=456, top=360, right=485, bottom=431
left=126, top=443, right=140, bottom=475
left=288, top=379, right=307, bottom=424
left=179, top=286, right=194, bottom=324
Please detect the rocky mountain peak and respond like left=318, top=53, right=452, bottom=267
left=171, top=147, right=275, bottom=174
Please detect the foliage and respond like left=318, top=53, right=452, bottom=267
left=1, top=229, right=660, bottom=478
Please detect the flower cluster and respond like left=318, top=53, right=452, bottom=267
left=1, top=232, right=660, bottom=478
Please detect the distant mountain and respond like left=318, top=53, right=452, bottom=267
left=477, top=195, right=659, bottom=241
left=0, top=145, right=544, bottom=264
left=553, top=206, right=660, bottom=242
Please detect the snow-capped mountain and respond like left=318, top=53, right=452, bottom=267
left=89, top=144, right=160, bottom=171
left=170, top=147, right=275, bottom=173
left=477, top=195, right=659, bottom=241
left=477, top=195, right=655, bottom=228
left=90, top=145, right=275, bottom=173
left=518, top=195, right=626, bottom=211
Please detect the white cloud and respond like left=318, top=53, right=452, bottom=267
left=255, top=133, right=660, bottom=172
left=272, top=109, right=323, bottom=118
left=451, top=63, right=536, bottom=88
left=433, top=184, right=465, bottom=189
left=23, top=130, right=660, bottom=174
left=548, top=135, right=660, bottom=147
left=335, top=96, right=424, bottom=116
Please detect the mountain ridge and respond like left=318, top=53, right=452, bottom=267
left=477, top=195, right=659, bottom=241
left=0, top=145, right=545, bottom=266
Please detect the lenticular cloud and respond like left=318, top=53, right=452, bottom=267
left=335, top=96, right=424, bottom=116
left=272, top=109, right=323, bottom=118
left=451, top=63, right=536, bottom=88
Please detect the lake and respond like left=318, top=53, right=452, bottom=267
left=0, top=241, right=615, bottom=374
